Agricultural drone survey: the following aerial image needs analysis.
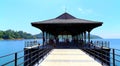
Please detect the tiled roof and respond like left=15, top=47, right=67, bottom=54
left=33, top=13, right=102, bottom=24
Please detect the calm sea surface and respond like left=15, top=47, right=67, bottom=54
left=0, top=39, right=120, bottom=66
left=0, top=39, right=43, bottom=66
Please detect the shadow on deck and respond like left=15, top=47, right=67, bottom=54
left=55, top=42, right=79, bottom=49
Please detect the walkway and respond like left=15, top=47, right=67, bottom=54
left=38, top=49, right=102, bottom=66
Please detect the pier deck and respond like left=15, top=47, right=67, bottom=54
left=38, top=49, right=102, bottom=66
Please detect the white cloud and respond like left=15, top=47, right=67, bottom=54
left=78, top=8, right=83, bottom=11
left=78, top=8, right=93, bottom=14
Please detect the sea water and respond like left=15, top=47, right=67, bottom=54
left=0, top=39, right=120, bottom=66
left=0, top=39, right=43, bottom=66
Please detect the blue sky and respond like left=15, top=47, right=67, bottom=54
left=0, top=0, right=120, bottom=38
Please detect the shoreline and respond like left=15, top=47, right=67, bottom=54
left=0, top=38, right=42, bottom=40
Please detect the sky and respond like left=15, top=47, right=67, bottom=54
left=0, top=0, right=120, bottom=38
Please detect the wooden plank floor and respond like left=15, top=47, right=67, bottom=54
left=39, top=49, right=102, bottom=66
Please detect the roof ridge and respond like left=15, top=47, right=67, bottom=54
left=56, top=12, right=76, bottom=19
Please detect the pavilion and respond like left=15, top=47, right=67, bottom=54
left=31, top=12, right=103, bottom=47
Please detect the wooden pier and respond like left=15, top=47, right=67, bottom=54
left=38, top=49, right=102, bottom=66
left=31, top=12, right=107, bottom=66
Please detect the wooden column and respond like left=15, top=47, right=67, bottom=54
left=81, top=33, right=83, bottom=40
left=88, top=31, right=91, bottom=43
left=77, top=34, right=79, bottom=43
left=62, top=34, right=63, bottom=42
left=43, top=31, right=45, bottom=47
left=48, top=33, right=50, bottom=44
left=79, top=34, right=80, bottom=40
left=84, top=32, right=86, bottom=44
left=46, top=32, right=47, bottom=45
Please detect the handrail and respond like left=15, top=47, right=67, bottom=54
left=83, top=49, right=110, bottom=66
left=2, top=59, right=15, bottom=66
left=0, top=44, right=52, bottom=66
left=24, top=40, right=40, bottom=48
left=81, top=43, right=120, bottom=66
left=0, top=49, right=29, bottom=59
left=84, top=49, right=111, bottom=63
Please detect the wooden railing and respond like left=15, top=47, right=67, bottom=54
left=0, top=46, right=52, bottom=66
left=80, top=43, right=120, bottom=66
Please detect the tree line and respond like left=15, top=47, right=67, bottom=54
left=0, top=30, right=36, bottom=39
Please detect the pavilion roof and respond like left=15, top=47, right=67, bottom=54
left=32, top=13, right=102, bottom=24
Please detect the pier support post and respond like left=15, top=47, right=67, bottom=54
left=15, top=53, right=17, bottom=66
left=113, top=49, right=115, bottom=66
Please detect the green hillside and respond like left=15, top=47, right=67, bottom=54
left=0, top=30, right=36, bottom=39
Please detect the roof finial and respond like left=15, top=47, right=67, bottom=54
left=64, top=7, right=67, bottom=13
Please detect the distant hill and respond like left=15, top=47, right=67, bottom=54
left=89, top=34, right=102, bottom=39
left=34, top=33, right=43, bottom=38
left=35, top=33, right=102, bottom=39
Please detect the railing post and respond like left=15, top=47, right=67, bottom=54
left=15, top=53, right=17, bottom=66
left=101, top=41, right=103, bottom=49
left=101, top=47, right=103, bottom=65
left=29, top=50, right=32, bottom=66
left=113, top=49, right=115, bottom=66
left=108, top=41, right=110, bottom=48
left=37, top=49, right=40, bottom=65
